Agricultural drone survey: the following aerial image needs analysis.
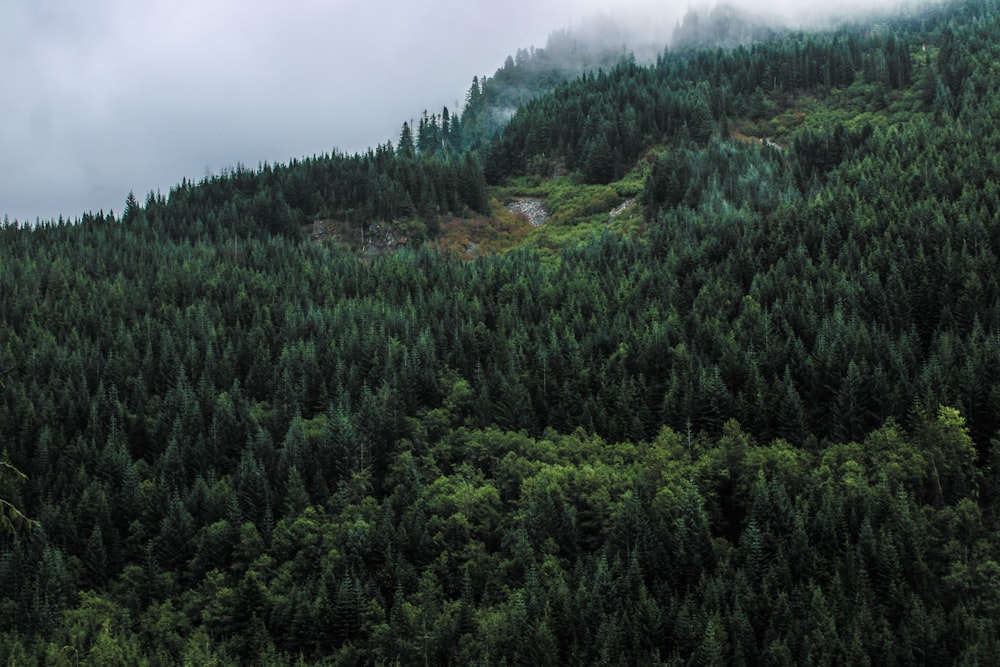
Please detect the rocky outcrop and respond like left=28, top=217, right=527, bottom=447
left=608, top=198, right=636, bottom=221
left=506, top=198, right=548, bottom=227
left=311, top=218, right=407, bottom=252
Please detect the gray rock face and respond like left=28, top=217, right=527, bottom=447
left=506, top=198, right=548, bottom=227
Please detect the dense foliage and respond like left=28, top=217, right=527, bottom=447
left=122, top=138, right=488, bottom=248
left=459, top=15, right=673, bottom=150
left=3, top=0, right=1000, bottom=663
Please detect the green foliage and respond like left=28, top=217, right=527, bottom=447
left=4, top=0, right=1000, bottom=663
left=0, top=457, right=37, bottom=537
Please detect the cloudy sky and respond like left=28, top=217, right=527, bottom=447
left=2, top=0, right=903, bottom=223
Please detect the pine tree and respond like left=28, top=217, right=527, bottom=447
left=583, top=135, right=615, bottom=184
left=398, top=122, right=416, bottom=159
left=0, top=457, right=37, bottom=537
left=122, top=191, right=142, bottom=225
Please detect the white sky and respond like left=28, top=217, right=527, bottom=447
left=1, top=0, right=908, bottom=223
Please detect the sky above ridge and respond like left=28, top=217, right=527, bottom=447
left=1, top=0, right=907, bottom=223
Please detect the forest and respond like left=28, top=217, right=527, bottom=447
left=3, top=0, right=1000, bottom=663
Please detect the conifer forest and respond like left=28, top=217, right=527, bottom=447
left=3, top=0, right=1000, bottom=663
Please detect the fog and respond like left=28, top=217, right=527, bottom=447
left=1, top=0, right=922, bottom=223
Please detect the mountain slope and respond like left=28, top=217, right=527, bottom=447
left=3, top=0, right=1000, bottom=664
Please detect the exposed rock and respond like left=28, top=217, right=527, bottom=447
left=506, top=198, right=548, bottom=227
left=731, top=130, right=785, bottom=151
left=311, top=218, right=408, bottom=252
left=609, top=197, right=637, bottom=221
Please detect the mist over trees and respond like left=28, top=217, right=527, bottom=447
left=3, top=0, right=1000, bottom=664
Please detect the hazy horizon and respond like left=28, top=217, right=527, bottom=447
left=1, top=0, right=923, bottom=224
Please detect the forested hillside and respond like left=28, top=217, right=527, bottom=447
left=3, top=0, right=1000, bottom=664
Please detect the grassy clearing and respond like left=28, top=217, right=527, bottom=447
left=489, top=161, right=651, bottom=251
left=435, top=203, right=534, bottom=258
left=449, top=63, right=934, bottom=258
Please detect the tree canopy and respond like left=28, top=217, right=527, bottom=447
left=3, top=0, right=1000, bottom=663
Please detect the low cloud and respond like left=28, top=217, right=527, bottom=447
left=1, top=0, right=922, bottom=223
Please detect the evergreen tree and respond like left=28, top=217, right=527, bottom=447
left=0, top=458, right=37, bottom=537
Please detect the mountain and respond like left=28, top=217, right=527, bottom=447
left=671, top=2, right=782, bottom=51
left=3, top=0, right=1000, bottom=663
